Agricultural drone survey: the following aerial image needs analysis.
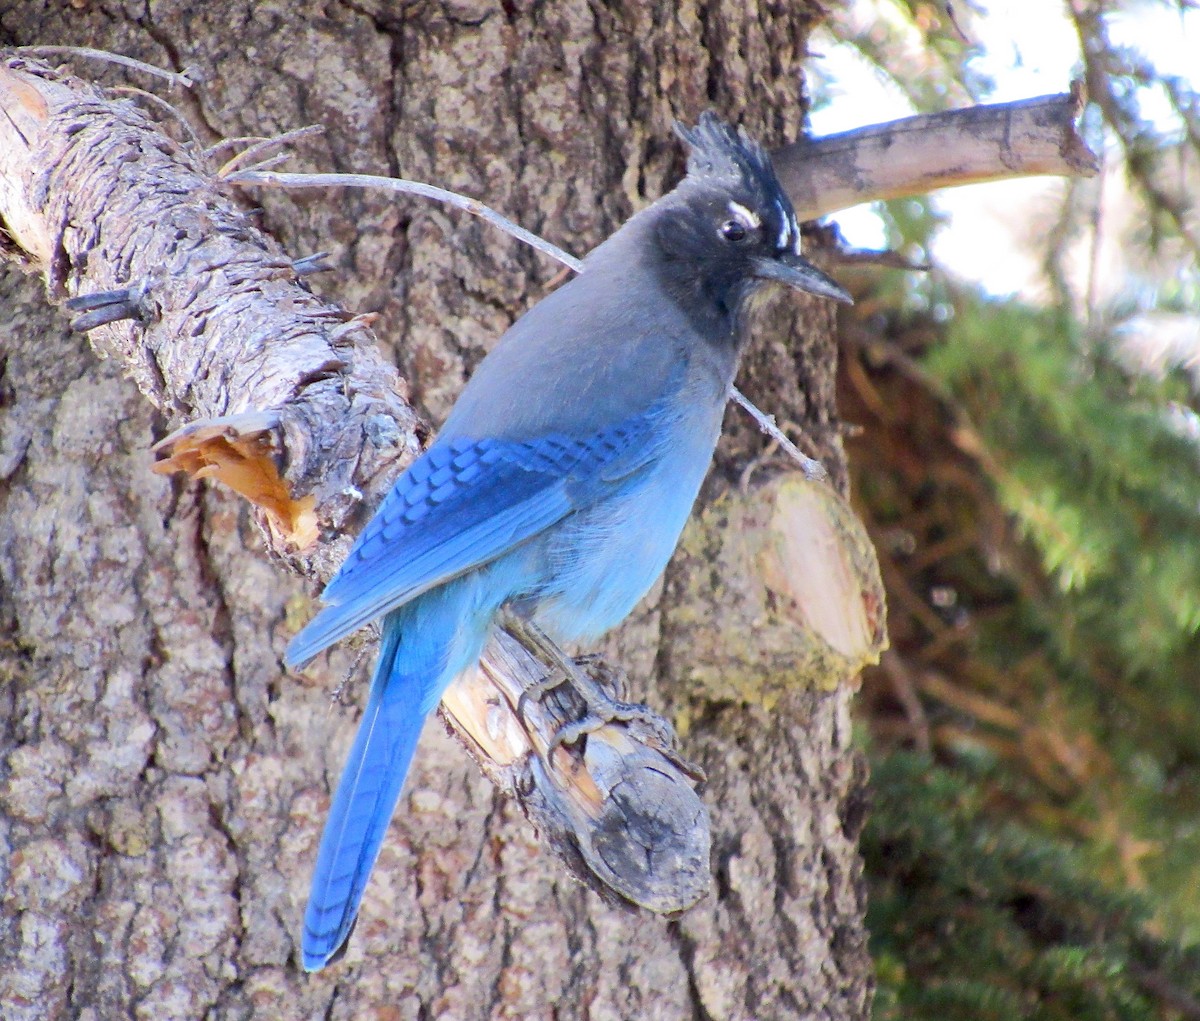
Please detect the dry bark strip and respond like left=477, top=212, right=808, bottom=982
left=0, top=53, right=1090, bottom=919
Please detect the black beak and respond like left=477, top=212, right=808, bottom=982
left=753, top=253, right=853, bottom=304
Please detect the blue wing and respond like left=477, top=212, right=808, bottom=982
left=285, top=416, right=658, bottom=668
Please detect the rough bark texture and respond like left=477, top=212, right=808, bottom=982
left=0, top=2, right=875, bottom=1019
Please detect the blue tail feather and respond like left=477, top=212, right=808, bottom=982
left=300, top=572, right=507, bottom=971
left=301, top=624, right=427, bottom=971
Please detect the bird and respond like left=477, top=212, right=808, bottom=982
left=286, top=111, right=851, bottom=971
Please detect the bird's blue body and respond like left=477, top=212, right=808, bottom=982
left=286, top=114, right=849, bottom=970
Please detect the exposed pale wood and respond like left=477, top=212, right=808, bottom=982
left=775, top=85, right=1099, bottom=220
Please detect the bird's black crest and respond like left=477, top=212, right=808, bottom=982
left=674, top=112, right=783, bottom=201
left=672, top=111, right=800, bottom=255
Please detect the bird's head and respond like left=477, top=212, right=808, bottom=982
left=650, top=112, right=850, bottom=329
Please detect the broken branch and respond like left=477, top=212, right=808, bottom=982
left=774, top=84, right=1099, bottom=220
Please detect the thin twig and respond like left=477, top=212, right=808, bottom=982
left=205, top=135, right=270, bottom=159
left=15, top=47, right=197, bottom=89
left=943, top=1, right=971, bottom=43
left=109, top=86, right=202, bottom=151
left=880, top=650, right=932, bottom=753
left=827, top=245, right=932, bottom=272
left=226, top=169, right=585, bottom=273
left=215, top=125, right=326, bottom=177
left=727, top=387, right=829, bottom=481
left=1085, top=141, right=1106, bottom=329
left=233, top=154, right=292, bottom=176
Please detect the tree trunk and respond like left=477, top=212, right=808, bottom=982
left=0, top=2, right=876, bottom=1019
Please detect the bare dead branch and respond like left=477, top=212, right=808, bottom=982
left=775, top=85, right=1100, bottom=220
left=441, top=630, right=711, bottom=914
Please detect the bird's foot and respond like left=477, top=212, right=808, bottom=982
left=547, top=693, right=707, bottom=785
left=546, top=693, right=672, bottom=758
left=515, top=654, right=667, bottom=748
left=502, top=609, right=685, bottom=766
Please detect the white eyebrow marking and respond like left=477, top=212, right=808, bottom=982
left=727, top=201, right=761, bottom=227
left=775, top=199, right=790, bottom=248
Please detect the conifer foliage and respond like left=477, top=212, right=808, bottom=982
left=824, top=4, right=1200, bottom=1014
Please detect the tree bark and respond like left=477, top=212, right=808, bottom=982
left=0, top=2, right=877, bottom=1019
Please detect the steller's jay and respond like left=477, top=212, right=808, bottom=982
left=286, top=112, right=850, bottom=971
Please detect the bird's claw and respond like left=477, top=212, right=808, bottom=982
left=546, top=697, right=668, bottom=757
left=515, top=670, right=566, bottom=726
left=502, top=610, right=693, bottom=774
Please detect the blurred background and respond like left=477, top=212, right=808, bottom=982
left=813, top=2, right=1200, bottom=1017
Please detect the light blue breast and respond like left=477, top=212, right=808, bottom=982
left=528, top=377, right=727, bottom=644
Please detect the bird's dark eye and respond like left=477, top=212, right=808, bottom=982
left=720, top=219, right=749, bottom=243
